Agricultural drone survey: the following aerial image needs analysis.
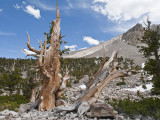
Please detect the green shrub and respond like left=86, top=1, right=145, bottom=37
left=60, top=94, right=66, bottom=100
left=140, top=73, right=145, bottom=83
left=66, top=79, right=72, bottom=87
left=117, top=77, right=126, bottom=86
left=108, top=98, right=160, bottom=119
left=116, top=82, right=126, bottom=86
left=0, top=94, right=29, bottom=111
left=151, top=75, right=160, bottom=95
left=73, top=79, right=79, bottom=84
left=142, top=84, right=147, bottom=89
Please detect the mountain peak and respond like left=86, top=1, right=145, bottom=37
left=122, top=23, right=144, bottom=46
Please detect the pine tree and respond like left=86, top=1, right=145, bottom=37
left=139, top=18, right=160, bottom=94
left=0, top=68, right=22, bottom=95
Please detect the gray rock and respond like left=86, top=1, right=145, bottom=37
left=87, top=103, right=115, bottom=119
left=0, top=109, right=9, bottom=115
left=21, top=113, right=30, bottom=118
left=116, top=115, right=124, bottom=120
left=93, top=117, right=97, bottom=120
left=74, top=118, right=79, bottom=120
left=141, top=116, right=153, bottom=120
left=15, top=117, right=22, bottom=120
left=18, top=104, right=31, bottom=114
left=0, top=109, right=18, bottom=117
left=0, top=116, right=5, bottom=119
left=49, top=116, right=58, bottom=120
left=30, top=112, right=37, bottom=117
left=70, top=112, right=77, bottom=119
left=42, top=113, right=48, bottom=118
left=18, top=100, right=39, bottom=114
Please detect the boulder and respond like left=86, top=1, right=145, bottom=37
left=0, top=109, right=18, bottom=117
left=18, top=104, right=31, bottom=114
left=0, top=116, right=5, bottom=120
left=18, top=100, right=39, bottom=114
left=21, top=113, right=30, bottom=118
left=78, top=84, right=86, bottom=91
left=87, top=103, right=115, bottom=119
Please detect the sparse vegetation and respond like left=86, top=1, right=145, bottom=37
left=66, top=79, right=72, bottom=87
left=142, top=84, right=147, bottom=89
left=60, top=93, right=66, bottom=100
left=116, top=77, right=126, bottom=86
left=0, top=68, right=22, bottom=95
left=0, top=56, right=135, bottom=93
left=116, top=81, right=126, bottom=86
left=108, top=98, right=160, bottom=119
left=136, top=90, right=144, bottom=98
left=140, top=73, right=145, bottom=83
left=0, top=94, right=29, bottom=111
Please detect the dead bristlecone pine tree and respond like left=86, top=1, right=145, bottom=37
left=56, top=47, right=136, bottom=116
left=22, top=2, right=69, bottom=111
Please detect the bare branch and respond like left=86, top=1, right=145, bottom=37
left=102, top=48, right=121, bottom=71
left=21, top=48, right=38, bottom=57
left=27, top=33, right=41, bottom=54
left=38, top=41, right=50, bottom=78
left=56, top=67, right=70, bottom=99
left=87, top=45, right=106, bottom=88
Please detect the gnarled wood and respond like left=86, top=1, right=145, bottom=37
left=87, top=46, right=106, bottom=88
left=27, top=33, right=41, bottom=54
left=23, top=1, right=69, bottom=111
left=38, top=2, right=61, bottom=111
left=57, top=49, right=135, bottom=116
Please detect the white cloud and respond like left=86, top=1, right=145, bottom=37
left=0, top=31, right=16, bottom=36
left=65, top=0, right=91, bottom=10
left=0, top=9, right=2, bottom=12
left=66, top=0, right=73, bottom=9
left=78, top=2, right=89, bottom=9
left=13, top=4, right=21, bottom=9
left=102, top=21, right=137, bottom=33
left=28, top=0, right=55, bottom=11
left=24, top=5, right=41, bottom=19
left=22, top=1, right=26, bottom=4
left=64, top=45, right=77, bottom=51
left=83, top=36, right=99, bottom=45
left=93, top=0, right=106, bottom=2
left=110, top=26, right=129, bottom=33
left=91, top=0, right=160, bottom=23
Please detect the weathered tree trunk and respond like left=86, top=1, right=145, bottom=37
left=30, top=72, right=41, bottom=103
left=22, top=2, right=69, bottom=111
left=57, top=49, right=135, bottom=116
left=30, top=87, right=38, bottom=103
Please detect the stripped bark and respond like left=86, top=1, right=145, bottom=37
left=22, top=1, right=69, bottom=111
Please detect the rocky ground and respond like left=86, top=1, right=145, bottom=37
left=0, top=71, right=160, bottom=120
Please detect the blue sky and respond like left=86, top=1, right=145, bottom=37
left=0, top=0, right=160, bottom=58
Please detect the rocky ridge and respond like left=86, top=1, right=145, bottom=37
left=63, top=24, right=146, bottom=65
